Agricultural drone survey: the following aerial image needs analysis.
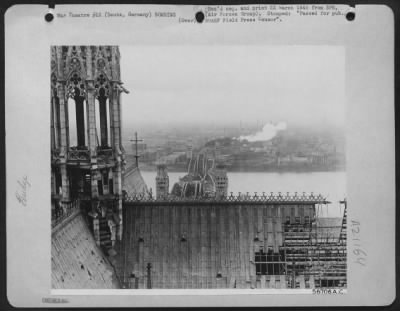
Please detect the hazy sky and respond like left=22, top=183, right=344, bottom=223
left=120, top=45, right=345, bottom=129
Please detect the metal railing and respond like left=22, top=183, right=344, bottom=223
left=123, top=191, right=329, bottom=204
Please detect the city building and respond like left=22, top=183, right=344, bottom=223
left=156, top=164, right=169, bottom=199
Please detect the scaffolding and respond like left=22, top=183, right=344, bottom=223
left=281, top=199, right=347, bottom=288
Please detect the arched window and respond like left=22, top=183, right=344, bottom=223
left=95, top=73, right=111, bottom=148
left=66, top=72, right=87, bottom=148
left=67, top=97, right=77, bottom=147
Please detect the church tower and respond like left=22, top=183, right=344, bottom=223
left=213, top=163, right=228, bottom=199
left=156, top=164, right=169, bottom=199
left=51, top=46, right=128, bottom=246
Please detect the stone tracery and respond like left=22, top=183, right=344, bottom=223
left=51, top=45, right=127, bottom=243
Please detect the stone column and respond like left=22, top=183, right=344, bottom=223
left=85, top=99, right=91, bottom=153
left=53, top=97, right=62, bottom=150
left=108, top=219, right=116, bottom=247
left=111, top=84, right=122, bottom=195
left=93, top=217, right=100, bottom=246
left=56, top=81, right=71, bottom=201
left=118, top=92, right=123, bottom=154
left=86, top=81, right=97, bottom=160
left=86, top=80, right=99, bottom=200
left=116, top=199, right=123, bottom=240
left=65, top=100, right=70, bottom=151
left=91, top=170, right=99, bottom=199
left=110, top=83, right=123, bottom=239
left=108, top=91, right=115, bottom=150
left=85, top=46, right=92, bottom=152
left=60, top=164, right=70, bottom=202
left=54, top=97, right=61, bottom=149
left=112, top=84, right=122, bottom=157
left=57, top=82, right=68, bottom=157
left=113, top=164, right=122, bottom=196
left=51, top=97, right=55, bottom=151
left=51, top=170, right=56, bottom=196
left=113, top=156, right=123, bottom=240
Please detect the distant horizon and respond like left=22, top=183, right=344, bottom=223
left=121, top=120, right=346, bottom=141
left=122, top=120, right=346, bottom=131
left=120, top=45, right=345, bottom=131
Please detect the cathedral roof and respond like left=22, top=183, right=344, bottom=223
left=112, top=202, right=311, bottom=289
left=123, top=166, right=149, bottom=195
left=52, top=212, right=119, bottom=289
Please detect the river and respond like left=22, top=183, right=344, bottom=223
left=140, top=170, right=346, bottom=218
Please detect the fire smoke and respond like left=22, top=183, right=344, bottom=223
left=238, top=122, right=287, bottom=142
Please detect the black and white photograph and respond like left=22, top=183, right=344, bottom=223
left=5, top=3, right=395, bottom=308
left=50, top=45, right=347, bottom=290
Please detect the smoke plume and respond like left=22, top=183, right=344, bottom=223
left=238, top=122, right=287, bottom=142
